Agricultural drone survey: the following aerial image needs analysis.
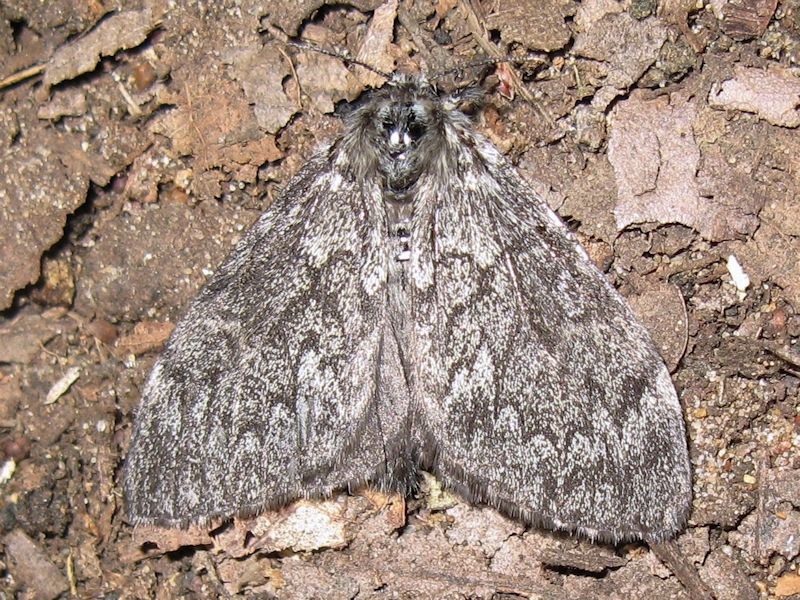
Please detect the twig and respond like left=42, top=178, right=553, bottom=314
left=676, top=284, right=689, bottom=366
left=0, top=63, right=46, bottom=90
left=762, top=341, right=800, bottom=378
left=661, top=252, right=723, bottom=279
left=396, top=7, right=442, bottom=71
left=538, top=548, right=626, bottom=572
left=263, top=21, right=391, bottom=79
left=115, top=78, right=143, bottom=116
left=649, top=540, right=716, bottom=600
left=380, top=566, right=568, bottom=599
left=762, top=341, right=800, bottom=369
left=753, top=452, right=769, bottom=564
left=277, top=46, right=303, bottom=109
left=457, top=0, right=545, bottom=115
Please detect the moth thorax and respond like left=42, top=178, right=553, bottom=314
left=389, top=221, right=411, bottom=263
left=385, top=194, right=414, bottom=230
left=385, top=189, right=413, bottom=263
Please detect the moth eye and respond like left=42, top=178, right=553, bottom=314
left=407, top=117, right=425, bottom=140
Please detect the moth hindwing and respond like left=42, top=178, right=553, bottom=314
left=124, top=74, right=691, bottom=543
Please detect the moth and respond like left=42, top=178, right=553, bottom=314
left=124, top=72, right=691, bottom=543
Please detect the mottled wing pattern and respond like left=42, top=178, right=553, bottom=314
left=409, top=136, right=691, bottom=542
left=124, top=152, right=389, bottom=527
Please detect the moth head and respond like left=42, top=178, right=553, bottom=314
left=338, top=75, right=476, bottom=186
left=376, top=101, right=429, bottom=157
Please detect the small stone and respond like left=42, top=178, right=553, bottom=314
left=4, top=529, right=69, bottom=600
left=775, top=572, right=800, bottom=597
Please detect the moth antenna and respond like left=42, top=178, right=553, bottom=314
left=262, top=21, right=393, bottom=81
left=432, top=53, right=551, bottom=120
left=649, top=541, right=716, bottom=600
left=427, top=53, right=542, bottom=83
